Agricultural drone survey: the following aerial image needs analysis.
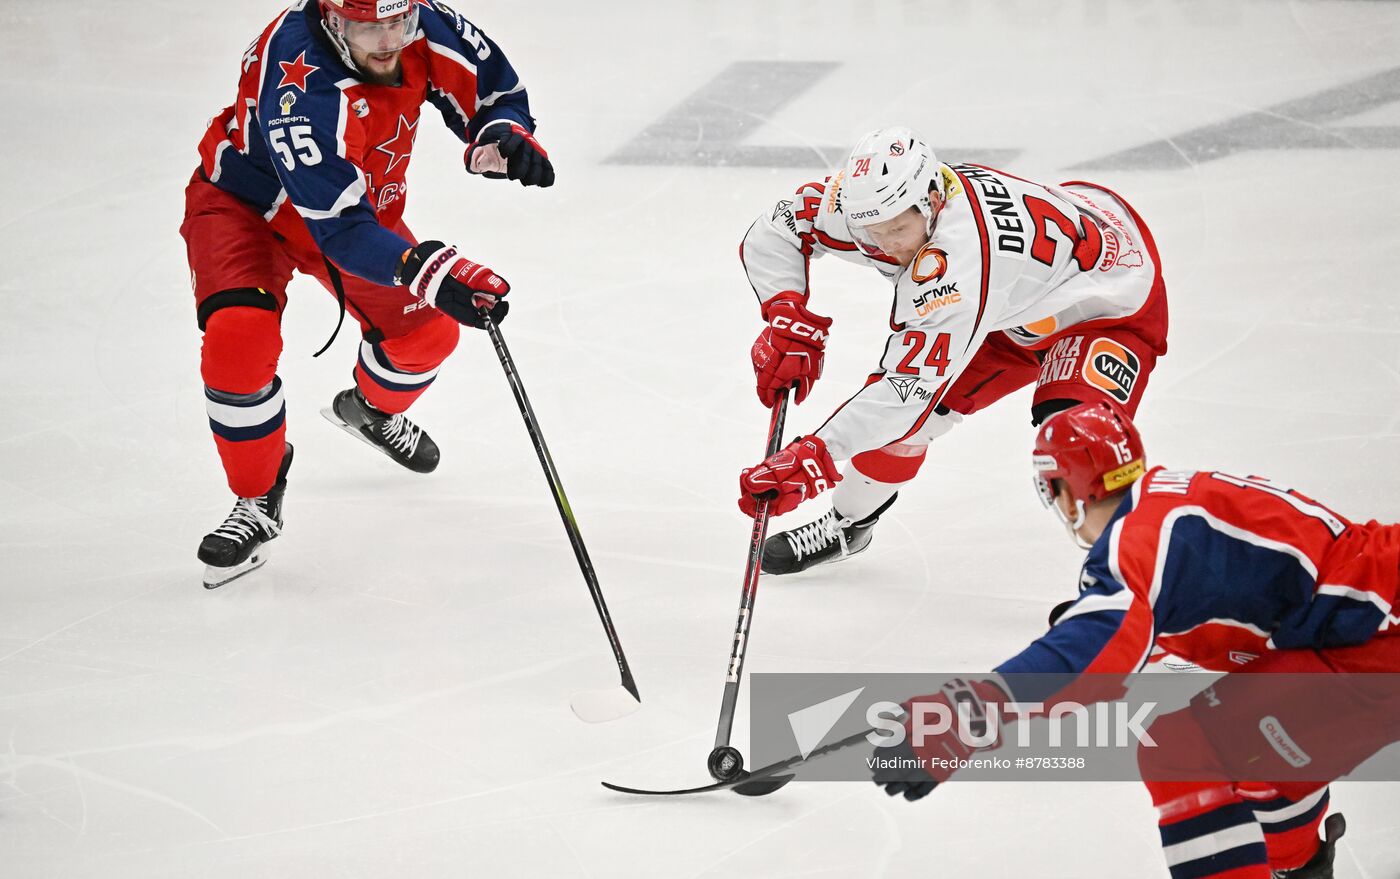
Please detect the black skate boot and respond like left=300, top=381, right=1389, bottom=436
left=198, top=443, right=293, bottom=589
left=321, top=388, right=440, bottom=473
left=761, top=496, right=894, bottom=575
left=1274, top=813, right=1345, bottom=879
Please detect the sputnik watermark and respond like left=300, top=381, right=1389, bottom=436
left=753, top=672, right=1400, bottom=783
left=864, top=699, right=1159, bottom=750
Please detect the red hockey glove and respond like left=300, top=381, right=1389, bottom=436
left=465, top=122, right=555, bottom=188
left=399, top=241, right=509, bottom=328
left=738, top=435, right=840, bottom=518
left=871, top=677, right=1010, bottom=801
left=751, top=291, right=832, bottom=407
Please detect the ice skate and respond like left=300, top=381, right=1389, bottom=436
left=198, top=443, right=293, bottom=589
left=321, top=388, right=440, bottom=473
left=761, top=507, right=879, bottom=575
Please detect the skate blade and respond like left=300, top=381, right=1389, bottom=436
left=762, top=537, right=873, bottom=577
left=203, top=546, right=270, bottom=590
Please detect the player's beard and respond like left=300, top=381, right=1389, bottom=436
left=357, top=51, right=403, bottom=86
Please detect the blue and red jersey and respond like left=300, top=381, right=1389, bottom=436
left=997, top=466, right=1400, bottom=691
left=196, top=0, right=534, bottom=287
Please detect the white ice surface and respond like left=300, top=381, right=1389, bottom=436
left=3, top=1, right=1400, bottom=876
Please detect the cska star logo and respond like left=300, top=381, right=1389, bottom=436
left=278, top=51, right=319, bottom=92
left=374, top=115, right=419, bottom=175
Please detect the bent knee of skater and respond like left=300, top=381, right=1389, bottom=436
left=201, top=304, right=282, bottom=392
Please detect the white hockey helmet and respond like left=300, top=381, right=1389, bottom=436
left=840, top=127, right=942, bottom=253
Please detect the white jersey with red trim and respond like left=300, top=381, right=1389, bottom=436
left=740, top=163, right=1160, bottom=459
left=740, top=175, right=904, bottom=293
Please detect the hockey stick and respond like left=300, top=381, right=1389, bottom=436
left=479, top=311, right=640, bottom=722
left=598, top=389, right=799, bottom=796
left=602, top=719, right=889, bottom=797
left=706, top=388, right=790, bottom=787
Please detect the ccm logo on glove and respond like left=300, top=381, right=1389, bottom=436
left=738, top=435, right=841, bottom=518
left=751, top=292, right=833, bottom=407
left=769, top=314, right=828, bottom=342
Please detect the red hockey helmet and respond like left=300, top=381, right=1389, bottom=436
left=1032, top=402, right=1145, bottom=512
left=321, top=0, right=413, bottom=22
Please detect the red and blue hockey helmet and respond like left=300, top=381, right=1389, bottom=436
left=320, top=0, right=419, bottom=68
left=1032, top=401, right=1145, bottom=511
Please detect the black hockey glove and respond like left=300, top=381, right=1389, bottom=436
left=870, top=732, right=939, bottom=801
left=465, top=122, right=555, bottom=188
left=398, top=241, right=509, bottom=329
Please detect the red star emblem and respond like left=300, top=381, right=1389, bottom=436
left=374, top=115, right=419, bottom=176
left=277, top=51, right=319, bottom=92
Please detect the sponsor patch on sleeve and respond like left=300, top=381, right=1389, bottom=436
left=1083, top=337, right=1140, bottom=404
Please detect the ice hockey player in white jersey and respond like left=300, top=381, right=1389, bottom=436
left=737, top=126, right=1169, bottom=573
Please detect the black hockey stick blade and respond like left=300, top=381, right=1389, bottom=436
left=600, top=769, right=792, bottom=797
left=731, top=773, right=796, bottom=797
left=600, top=726, right=877, bottom=797
left=599, top=767, right=795, bottom=798
left=601, top=778, right=734, bottom=797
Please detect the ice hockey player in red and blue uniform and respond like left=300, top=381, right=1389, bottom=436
left=869, top=403, right=1400, bottom=878
left=181, top=0, right=554, bottom=587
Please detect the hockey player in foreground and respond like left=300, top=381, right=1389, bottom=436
left=738, top=126, right=1167, bottom=572
left=182, top=0, right=554, bottom=587
left=862, top=403, right=1400, bottom=878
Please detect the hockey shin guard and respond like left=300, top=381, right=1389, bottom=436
left=355, top=317, right=458, bottom=414
left=205, top=380, right=287, bottom=498
left=1152, top=785, right=1270, bottom=879
left=201, top=306, right=285, bottom=498
left=1241, top=785, right=1330, bottom=872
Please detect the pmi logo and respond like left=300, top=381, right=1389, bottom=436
left=887, top=375, right=919, bottom=402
